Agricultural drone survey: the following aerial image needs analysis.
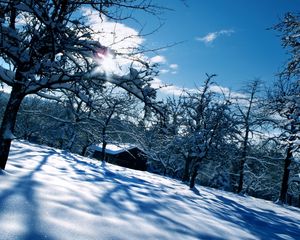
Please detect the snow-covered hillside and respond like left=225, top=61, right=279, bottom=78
left=0, top=141, right=300, bottom=240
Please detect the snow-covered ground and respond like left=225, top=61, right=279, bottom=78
left=0, top=141, right=300, bottom=240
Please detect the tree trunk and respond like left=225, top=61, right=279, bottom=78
left=81, top=144, right=90, bottom=156
left=237, top=153, right=246, bottom=193
left=237, top=124, right=250, bottom=193
left=182, top=156, right=191, bottom=182
left=189, top=164, right=199, bottom=189
left=279, top=145, right=293, bottom=203
left=0, top=85, right=25, bottom=169
left=65, top=131, right=76, bottom=151
left=101, top=141, right=107, bottom=161
left=236, top=80, right=258, bottom=193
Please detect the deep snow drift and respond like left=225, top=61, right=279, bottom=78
left=0, top=141, right=300, bottom=240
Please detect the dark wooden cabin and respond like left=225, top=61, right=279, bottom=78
left=90, top=144, right=147, bottom=171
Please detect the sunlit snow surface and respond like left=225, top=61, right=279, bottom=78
left=0, top=141, right=300, bottom=240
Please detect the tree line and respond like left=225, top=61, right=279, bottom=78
left=0, top=1, right=299, bottom=205
left=0, top=70, right=299, bottom=205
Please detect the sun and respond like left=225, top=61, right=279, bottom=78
left=95, top=48, right=118, bottom=74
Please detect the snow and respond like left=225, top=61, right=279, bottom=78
left=89, top=143, right=136, bottom=155
left=90, top=144, right=135, bottom=155
left=0, top=66, right=14, bottom=85
left=1, top=141, right=300, bottom=240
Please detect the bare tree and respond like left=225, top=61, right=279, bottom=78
left=0, top=0, right=162, bottom=169
left=268, top=78, right=299, bottom=203
left=181, top=75, right=216, bottom=183
left=273, top=12, right=300, bottom=80
left=170, top=74, right=234, bottom=189
left=270, top=12, right=300, bottom=203
left=234, top=79, right=265, bottom=193
left=140, top=96, right=186, bottom=177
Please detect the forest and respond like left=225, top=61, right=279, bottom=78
left=0, top=0, right=299, bottom=208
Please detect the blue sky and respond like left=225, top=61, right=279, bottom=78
left=128, top=0, right=300, bottom=93
left=1, top=1, right=299, bottom=96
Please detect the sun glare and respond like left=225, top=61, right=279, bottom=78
left=95, top=48, right=118, bottom=74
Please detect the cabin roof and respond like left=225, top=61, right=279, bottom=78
left=90, top=143, right=137, bottom=155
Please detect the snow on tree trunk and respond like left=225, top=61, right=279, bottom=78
left=0, top=85, right=25, bottom=169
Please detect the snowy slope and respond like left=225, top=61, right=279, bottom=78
left=0, top=141, right=300, bottom=240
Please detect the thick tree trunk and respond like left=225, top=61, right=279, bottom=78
left=279, top=146, right=293, bottom=203
left=279, top=120, right=296, bottom=204
left=189, top=164, right=199, bottom=189
left=182, top=156, right=191, bottom=182
left=0, top=85, right=25, bottom=169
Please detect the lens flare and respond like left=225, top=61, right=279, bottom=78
left=95, top=48, right=118, bottom=74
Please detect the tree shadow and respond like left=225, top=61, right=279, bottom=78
left=0, top=144, right=56, bottom=239
left=41, top=149, right=300, bottom=239
left=1, top=142, right=300, bottom=240
left=204, top=194, right=300, bottom=239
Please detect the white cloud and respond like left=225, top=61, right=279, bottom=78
left=83, top=8, right=146, bottom=75
left=151, top=78, right=188, bottom=96
left=150, top=55, right=167, bottom=64
left=196, top=29, right=234, bottom=44
left=83, top=9, right=181, bottom=80
left=158, top=64, right=178, bottom=76
left=161, top=85, right=188, bottom=96
left=150, top=78, right=163, bottom=89
left=84, top=8, right=144, bottom=53
left=198, top=32, right=218, bottom=43
left=169, top=64, right=178, bottom=70
left=151, top=78, right=246, bottom=99
left=209, top=85, right=246, bottom=99
left=160, top=69, right=169, bottom=74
